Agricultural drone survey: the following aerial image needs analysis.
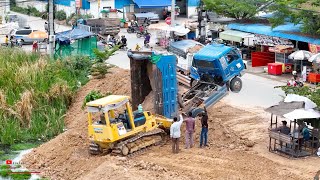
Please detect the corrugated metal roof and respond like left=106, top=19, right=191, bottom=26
left=133, top=0, right=171, bottom=8
left=219, top=30, right=254, bottom=42
left=228, top=23, right=320, bottom=45
left=194, top=44, right=232, bottom=60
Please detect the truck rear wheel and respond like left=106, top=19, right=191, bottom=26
left=230, top=77, right=242, bottom=93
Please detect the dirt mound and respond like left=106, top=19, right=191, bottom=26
left=22, top=68, right=320, bottom=180
left=22, top=68, right=132, bottom=179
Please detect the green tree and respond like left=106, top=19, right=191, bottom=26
left=269, top=0, right=320, bottom=35
left=203, top=0, right=269, bottom=20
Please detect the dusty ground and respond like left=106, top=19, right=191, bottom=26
left=22, top=68, right=320, bottom=180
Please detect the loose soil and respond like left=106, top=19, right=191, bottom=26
left=22, top=68, right=320, bottom=180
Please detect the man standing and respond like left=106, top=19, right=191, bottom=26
left=170, top=114, right=184, bottom=153
left=185, top=112, right=195, bottom=149
left=200, top=109, right=208, bottom=148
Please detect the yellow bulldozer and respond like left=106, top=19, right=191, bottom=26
left=86, top=95, right=172, bottom=156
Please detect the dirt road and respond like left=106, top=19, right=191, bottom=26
left=22, top=68, right=320, bottom=180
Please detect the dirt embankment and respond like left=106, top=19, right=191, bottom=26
left=22, top=68, right=320, bottom=180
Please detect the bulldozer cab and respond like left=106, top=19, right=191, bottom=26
left=86, top=95, right=136, bottom=130
left=87, top=95, right=151, bottom=131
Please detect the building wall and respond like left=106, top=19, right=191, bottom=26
left=187, top=0, right=199, bottom=18
left=115, top=0, right=133, bottom=9
left=88, top=0, right=115, bottom=18
left=187, top=6, right=197, bottom=18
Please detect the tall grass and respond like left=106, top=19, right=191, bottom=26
left=0, top=48, right=92, bottom=145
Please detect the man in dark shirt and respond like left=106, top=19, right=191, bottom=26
left=273, top=121, right=290, bottom=135
left=119, top=35, right=127, bottom=49
left=200, top=108, right=208, bottom=148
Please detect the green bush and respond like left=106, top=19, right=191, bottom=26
left=280, top=86, right=320, bottom=106
left=55, top=10, right=67, bottom=21
left=66, top=13, right=94, bottom=25
left=11, top=6, right=44, bottom=17
left=83, top=90, right=105, bottom=108
left=0, top=48, right=92, bottom=145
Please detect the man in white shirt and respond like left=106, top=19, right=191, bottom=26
left=170, top=114, right=184, bottom=154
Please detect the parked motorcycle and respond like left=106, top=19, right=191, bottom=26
left=287, top=79, right=304, bottom=87
left=137, top=30, right=150, bottom=38
left=127, top=25, right=140, bottom=33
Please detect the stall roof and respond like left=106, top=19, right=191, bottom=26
left=265, top=101, right=305, bottom=117
left=228, top=23, right=320, bottom=45
left=219, top=30, right=254, bottom=43
left=55, top=28, right=95, bottom=42
left=133, top=0, right=171, bottom=8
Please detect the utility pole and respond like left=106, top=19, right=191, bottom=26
left=170, top=0, right=175, bottom=27
left=48, top=0, right=55, bottom=57
left=197, top=0, right=207, bottom=44
left=170, top=0, right=175, bottom=39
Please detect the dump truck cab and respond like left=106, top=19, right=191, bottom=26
left=191, top=44, right=245, bottom=92
left=86, top=95, right=159, bottom=154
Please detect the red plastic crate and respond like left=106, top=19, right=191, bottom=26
left=268, top=63, right=283, bottom=75
left=308, top=73, right=320, bottom=83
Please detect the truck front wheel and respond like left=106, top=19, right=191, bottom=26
left=230, top=77, right=242, bottom=93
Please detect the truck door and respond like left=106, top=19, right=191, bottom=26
left=190, top=59, right=200, bottom=81
left=225, top=50, right=243, bottom=80
left=219, top=56, right=230, bottom=77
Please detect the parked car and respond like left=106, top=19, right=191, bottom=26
left=134, top=12, right=159, bottom=24
left=10, top=29, right=46, bottom=44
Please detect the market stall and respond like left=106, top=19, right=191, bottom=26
left=269, top=45, right=294, bottom=73
left=55, top=28, right=97, bottom=59
left=266, top=94, right=320, bottom=158
left=308, top=53, right=320, bottom=84
left=152, top=25, right=190, bottom=48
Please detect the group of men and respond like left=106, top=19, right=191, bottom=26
left=4, top=35, right=22, bottom=48
left=170, top=109, right=209, bottom=154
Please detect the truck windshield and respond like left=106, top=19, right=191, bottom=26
left=194, top=60, right=214, bottom=69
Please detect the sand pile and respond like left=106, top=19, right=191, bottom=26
left=22, top=68, right=132, bottom=179
left=22, top=68, right=320, bottom=180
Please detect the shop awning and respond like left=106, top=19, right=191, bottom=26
left=133, top=0, right=172, bottom=8
left=228, top=23, right=320, bottom=45
left=219, top=30, right=254, bottom=43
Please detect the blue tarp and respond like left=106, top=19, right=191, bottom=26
left=170, top=40, right=203, bottom=53
left=228, top=23, right=320, bottom=45
left=133, top=0, right=171, bottom=8
left=55, top=28, right=95, bottom=44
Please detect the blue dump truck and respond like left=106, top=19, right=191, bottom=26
left=168, top=41, right=245, bottom=114
left=127, top=45, right=245, bottom=117
left=169, top=40, right=245, bottom=92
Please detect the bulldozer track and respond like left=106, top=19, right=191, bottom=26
left=111, top=128, right=165, bottom=157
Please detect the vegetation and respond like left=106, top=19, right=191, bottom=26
left=0, top=165, right=31, bottom=180
left=280, top=86, right=320, bottom=106
left=203, top=0, right=269, bottom=20
left=270, top=0, right=320, bottom=36
left=93, top=46, right=119, bottom=63
left=11, top=142, right=40, bottom=151
left=66, top=13, right=94, bottom=25
left=203, top=0, right=320, bottom=35
left=55, top=10, right=67, bottom=21
left=89, top=46, right=118, bottom=78
left=0, top=48, right=92, bottom=146
left=11, top=6, right=44, bottom=17
left=83, top=90, right=112, bottom=108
